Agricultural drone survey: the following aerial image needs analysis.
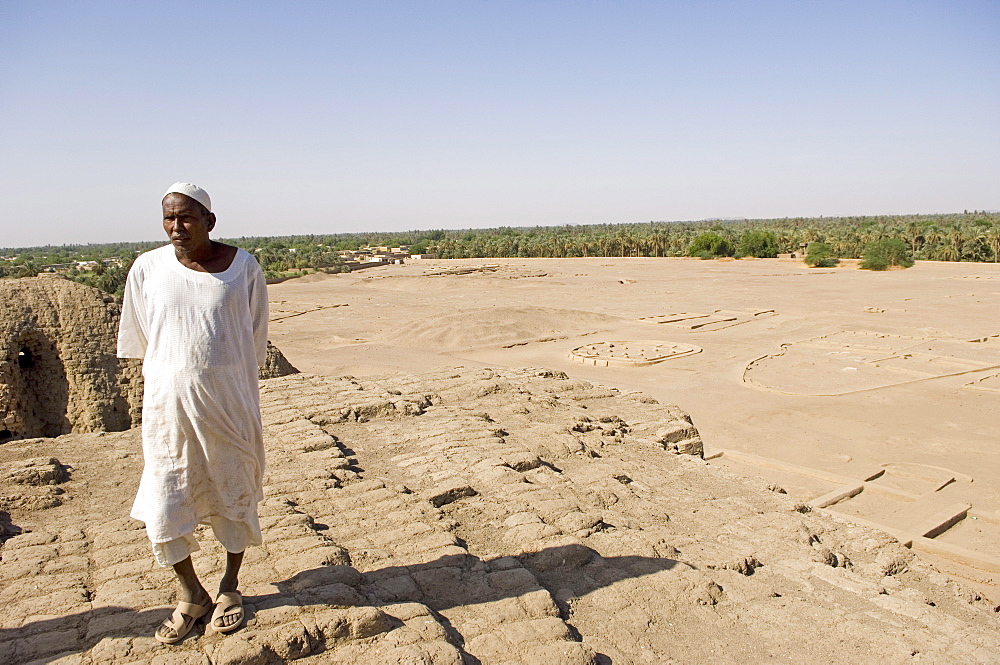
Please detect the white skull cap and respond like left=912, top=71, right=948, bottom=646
left=163, top=182, right=212, bottom=212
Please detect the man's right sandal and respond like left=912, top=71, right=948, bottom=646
left=155, top=597, right=213, bottom=644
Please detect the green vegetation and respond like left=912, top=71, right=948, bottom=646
left=62, top=257, right=136, bottom=298
left=3, top=211, right=999, bottom=296
left=388, top=211, right=998, bottom=263
left=688, top=232, right=734, bottom=258
left=736, top=229, right=779, bottom=258
left=804, top=242, right=839, bottom=268
left=860, top=238, right=914, bottom=271
left=0, top=237, right=351, bottom=296
left=242, top=240, right=350, bottom=280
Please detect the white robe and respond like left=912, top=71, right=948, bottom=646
left=117, top=244, right=268, bottom=544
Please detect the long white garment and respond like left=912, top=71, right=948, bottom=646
left=117, top=245, right=268, bottom=544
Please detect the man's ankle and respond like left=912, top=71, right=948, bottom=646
left=178, top=586, right=209, bottom=603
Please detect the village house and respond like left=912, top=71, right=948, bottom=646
left=779, top=243, right=810, bottom=259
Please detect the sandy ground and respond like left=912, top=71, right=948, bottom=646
left=3, top=367, right=999, bottom=664
left=268, top=258, right=1000, bottom=574
left=2, top=257, right=1000, bottom=664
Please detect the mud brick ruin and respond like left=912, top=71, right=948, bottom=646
left=0, top=276, right=297, bottom=442
left=0, top=277, right=141, bottom=439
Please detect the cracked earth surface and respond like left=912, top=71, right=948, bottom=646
left=1, top=367, right=998, bottom=664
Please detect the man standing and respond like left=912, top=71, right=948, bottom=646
left=118, top=183, right=269, bottom=643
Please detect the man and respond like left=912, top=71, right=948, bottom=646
left=118, top=183, right=269, bottom=643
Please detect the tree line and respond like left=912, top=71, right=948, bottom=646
left=3, top=211, right=998, bottom=296
left=0, top=238, right=351, bottom=297
left=256, top=211, right=997, bottom=263
left=406, top=212, right=1000, bottom=262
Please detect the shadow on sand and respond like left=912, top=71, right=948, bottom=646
left=1, top=543, right=684, bottom=664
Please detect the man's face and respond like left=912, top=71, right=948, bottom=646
left=162, top=193, right=215, bottom=250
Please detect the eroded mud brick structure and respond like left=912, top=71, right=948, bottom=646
left=0, top=276, right=142, bottom=439
left=0, top=275, right=299, bottom=442
left=260, top=341, right=300, bottom=379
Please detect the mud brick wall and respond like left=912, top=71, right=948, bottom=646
left=0, top=276, right=296, bottom=441
left=0, top=277, right=139, bottom=439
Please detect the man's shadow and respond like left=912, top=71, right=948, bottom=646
left=0, top=543, right=684, bottom=664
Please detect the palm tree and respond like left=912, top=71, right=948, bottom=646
left=937, top=238, right=960, bottom=262
left=988, top=226, right=1000, bottom=263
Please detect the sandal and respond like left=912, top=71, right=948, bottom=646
left=209, top=591, right=244, bottom=634
left=155, top=597, right=213, bottom=644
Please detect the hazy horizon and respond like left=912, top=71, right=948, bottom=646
left=2, top=1, right=998, bottom=248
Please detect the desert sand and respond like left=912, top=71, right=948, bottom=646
left=269, top=258, right=1000, bottom=573
left=2, top=258, right=999, bottom=664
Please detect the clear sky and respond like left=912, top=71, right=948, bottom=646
left=1, top=1, right=998, bottom=247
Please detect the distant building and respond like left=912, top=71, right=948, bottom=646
left=339, top=247, right=411, bottom=270
left=40, top=263, right=76, bottom=272
left=781, top=243, right=810, bottom=259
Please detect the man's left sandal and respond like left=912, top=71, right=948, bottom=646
left=209, top=591, right=244, bottom=634
left=155, top=597, right=213, bottom=644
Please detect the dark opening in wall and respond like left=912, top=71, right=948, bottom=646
left=0, top=429, right=11, bottom=440
left=18, top=347, right=34, bottom=369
